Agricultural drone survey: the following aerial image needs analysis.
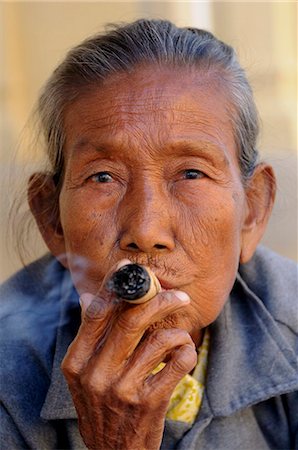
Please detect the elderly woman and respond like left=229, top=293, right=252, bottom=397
left=0, top=19, right=297, bottom=450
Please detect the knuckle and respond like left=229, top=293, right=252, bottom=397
left=149, top=328, right=192, bottom=349
left=169, top=328, right=193, bottom=343
left=147, top=329, right=168, bottom=348
left=61, top=358, right=80, bottom=382
left=172, top=344, right=197, bottom=374
left=84, top=298, right=108, bottom=321
left=80, top=370, right=102, bottom=393
left=116, top=309, right=144, bottom=334
left=113, top=381, right=140, bottom=407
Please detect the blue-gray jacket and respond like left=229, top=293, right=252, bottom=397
left=0, top=246, right=297, bottom=449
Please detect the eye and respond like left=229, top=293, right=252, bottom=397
left=90, top=172, right=113, bottom=183
left=183, top=169, right=205, bottom=180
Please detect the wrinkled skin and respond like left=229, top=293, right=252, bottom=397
left=29, top=65, right=275, bottom=449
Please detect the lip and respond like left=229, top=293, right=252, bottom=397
left=157, top=277, right=176, bottom=290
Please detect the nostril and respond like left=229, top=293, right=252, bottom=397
left=125, top=242, right=167, bottom=251
left=155, top=244, right=167, bottom=250
left=127, top=242, right=139, bottom=250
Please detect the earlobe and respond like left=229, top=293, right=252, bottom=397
left=28, top=173, right=67, bottom=265
left=240, top=164, right=276, bottom=264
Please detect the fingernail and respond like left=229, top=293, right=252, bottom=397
left=174, top=291, right=190, bottom=302
left=164, top=290, right=190, bottom=302
left=79, top=293, right=95, bottom=314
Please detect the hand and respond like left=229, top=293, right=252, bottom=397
left=61, top=262, right=197, bottom=450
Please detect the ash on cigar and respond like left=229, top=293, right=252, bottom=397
left=108, top=264, right=151, bottom=300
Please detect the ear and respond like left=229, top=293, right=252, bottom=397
left=240, top=163, right=276, bottom=264
left=28, top=173, right=68, bottom=267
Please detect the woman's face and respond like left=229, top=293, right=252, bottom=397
left=56, top=66, right=249, bottom=339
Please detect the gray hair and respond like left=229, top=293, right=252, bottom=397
left=38, top=18, right=259, bottom=189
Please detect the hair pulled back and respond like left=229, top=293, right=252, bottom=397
left=38, top=18, right=259, bottom=187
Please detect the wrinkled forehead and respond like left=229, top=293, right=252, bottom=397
left=63, top=65, right=238, bottom=162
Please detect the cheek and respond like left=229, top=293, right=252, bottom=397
left=58, top=189, right=119, bottom=289
left=177, top=186, right=245, bottom=319
left=59, top=183, right=119, bottom=240
left=178, top=185, right=244, bottom=255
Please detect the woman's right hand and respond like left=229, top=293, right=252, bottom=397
left=61, top=261, right=197, bottom=450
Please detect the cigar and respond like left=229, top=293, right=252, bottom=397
left=107, top=263, right=161, bottom=304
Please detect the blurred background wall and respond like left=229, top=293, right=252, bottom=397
left=0, top=1, right=297, bottom=282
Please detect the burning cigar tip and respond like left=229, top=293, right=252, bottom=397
left=108, top=263, right=160, bottom=303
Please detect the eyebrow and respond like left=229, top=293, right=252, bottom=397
left=166, top=140, right=230, bottom=168
left=70, top=136, right=230, bottom=169
left=69, top=136, right=120, bottom=158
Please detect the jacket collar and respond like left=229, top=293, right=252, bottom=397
left=205, top=273, right=298, bottom=417
left=40, top=265, right=298, bottom=421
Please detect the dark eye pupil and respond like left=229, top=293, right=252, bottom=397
left=185, top=170, right=200, bottom=179
left=96, top=172, right=112, bottom=182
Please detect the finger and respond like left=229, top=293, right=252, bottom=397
left=62, top=259, right=132, bottom=377
left=61, top=294, right=115, bottom=379
left=147, top=344, right=198, bottom=397
left=120, top=328, right=195, bottom=383
left=90, top=289, right=190, bottom=369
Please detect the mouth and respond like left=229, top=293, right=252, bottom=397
left=117, top=258, right=179, bottom=291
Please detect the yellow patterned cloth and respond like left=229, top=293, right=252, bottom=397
left=152, top=328, right=210, bottom=424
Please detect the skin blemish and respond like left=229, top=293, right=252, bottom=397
left=232, top=191, right=240, bottom=203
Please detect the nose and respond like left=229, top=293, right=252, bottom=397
left=119, top=183, right=175, bottom=254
